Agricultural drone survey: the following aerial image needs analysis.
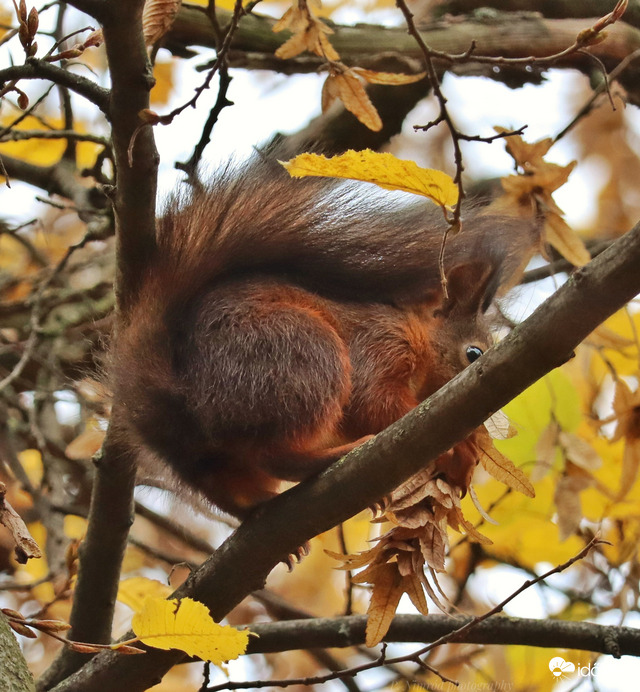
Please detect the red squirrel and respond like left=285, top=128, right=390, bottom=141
left=112, top=155, right=531, bottom=518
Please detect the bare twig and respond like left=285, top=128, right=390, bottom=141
left=555, top=47, right=640, bottom=142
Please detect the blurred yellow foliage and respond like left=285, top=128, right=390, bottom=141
left=151, top=58, right=176, bottom=107
left=0, top=115, right=102, bottom=168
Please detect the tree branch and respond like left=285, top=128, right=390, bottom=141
left=45, top=217, right=640, bottom=691
left=1, top=155, right=109, bottom=219
left=37, top=1, right=159, bottom=689
left=0, top=61, right=110, bottom=115
left=434, top=0, right=640, bottom=34
left=101, top=2, right=159, bottom=316
left=168, top=4, right=640, bottom=106
left=243, top=613, right=640, bottom=658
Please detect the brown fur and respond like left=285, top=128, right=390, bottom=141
left=112, top=156, right=533, bottom=517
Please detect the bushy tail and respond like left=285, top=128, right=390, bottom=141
left=148, top=155, right=533, bottom=313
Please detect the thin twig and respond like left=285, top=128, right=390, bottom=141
left=555, top=47, right=640, bottom=142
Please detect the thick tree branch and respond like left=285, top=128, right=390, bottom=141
left=434, top=0, right=640, bottom=33
left=37, top=1, right=159, bottom=689
left=0, top=612, right=35, bottom=692
left=244, top=613, right=640, bottom=658
left=45, top=218, right=640, bottom=691
left=102, top=2, right=159, bottom=316
left=168, top=4, right=640, bottom=104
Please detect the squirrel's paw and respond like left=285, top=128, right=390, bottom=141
left=284, top=541, right=311, bottom=571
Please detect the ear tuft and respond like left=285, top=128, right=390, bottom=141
left=441, top=261, right=499, bottom=316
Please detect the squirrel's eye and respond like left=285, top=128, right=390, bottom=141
left=466, top=346, right=484, bottom=363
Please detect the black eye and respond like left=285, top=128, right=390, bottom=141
left=466, top=346, right=484, bottom=363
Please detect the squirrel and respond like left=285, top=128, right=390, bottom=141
left=111, top=154, right=532, bottom=519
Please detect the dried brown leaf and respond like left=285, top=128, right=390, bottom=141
left=418, top=522, right=447, bottom=572
left=142, top=0, right=181, bottom=49
left=316, top=29, right=339, bottom=61
left=388, top=506, right=435, bottom=530
left=533, top=420, right=560, bottom=481
left=351, top=67, right=426, bottom=85
left=402, top=573, right=429, bottom=615
left=559, top=431, right=601, bottom=471
left=454, top=508, right=493, bottom=545
left=544, top=213, right=591, bottom=266
left=273, top=6, right=306, bottom=33
left=324, top=545, right=385, bottom=570
left=275, top=31, right=310, bottom=60
left=321, top=73, right=340, bottom=112
left=365, top=563, right=403, bottom=647
left=333, top=72, right=382, bottom=132
left=485, top=410, right=516, bottom=440
left=480, top=445, right=535, bottom=497
left=497, top=129, right=554, bottom=168
left=468, top=485, right=498, bottom=525
left=65, top=427, right=105, bottom=460
left=554, top=472, right=587, bottom=541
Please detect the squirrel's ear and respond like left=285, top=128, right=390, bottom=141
left=441, top=261, right=499, bottom=316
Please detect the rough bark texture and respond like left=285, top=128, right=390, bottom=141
left=0, top=614, right=36, bottom=692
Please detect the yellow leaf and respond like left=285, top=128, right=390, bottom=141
left=151, top=59, right=176, bottom=107
left=131, top=597, right=250, bottom=664
left=118, top=577, right=173, bottom=613
left=0, top=115, right=101, bottom=169
left=618, top=439, right=640, bottom=500
left=210, top=0, right=244, bottom=10
left=17, top=449, right=43, bottom=488
left=281, top=150, right=458, bottom=207
left=63, top=515, right=87, bottom=540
